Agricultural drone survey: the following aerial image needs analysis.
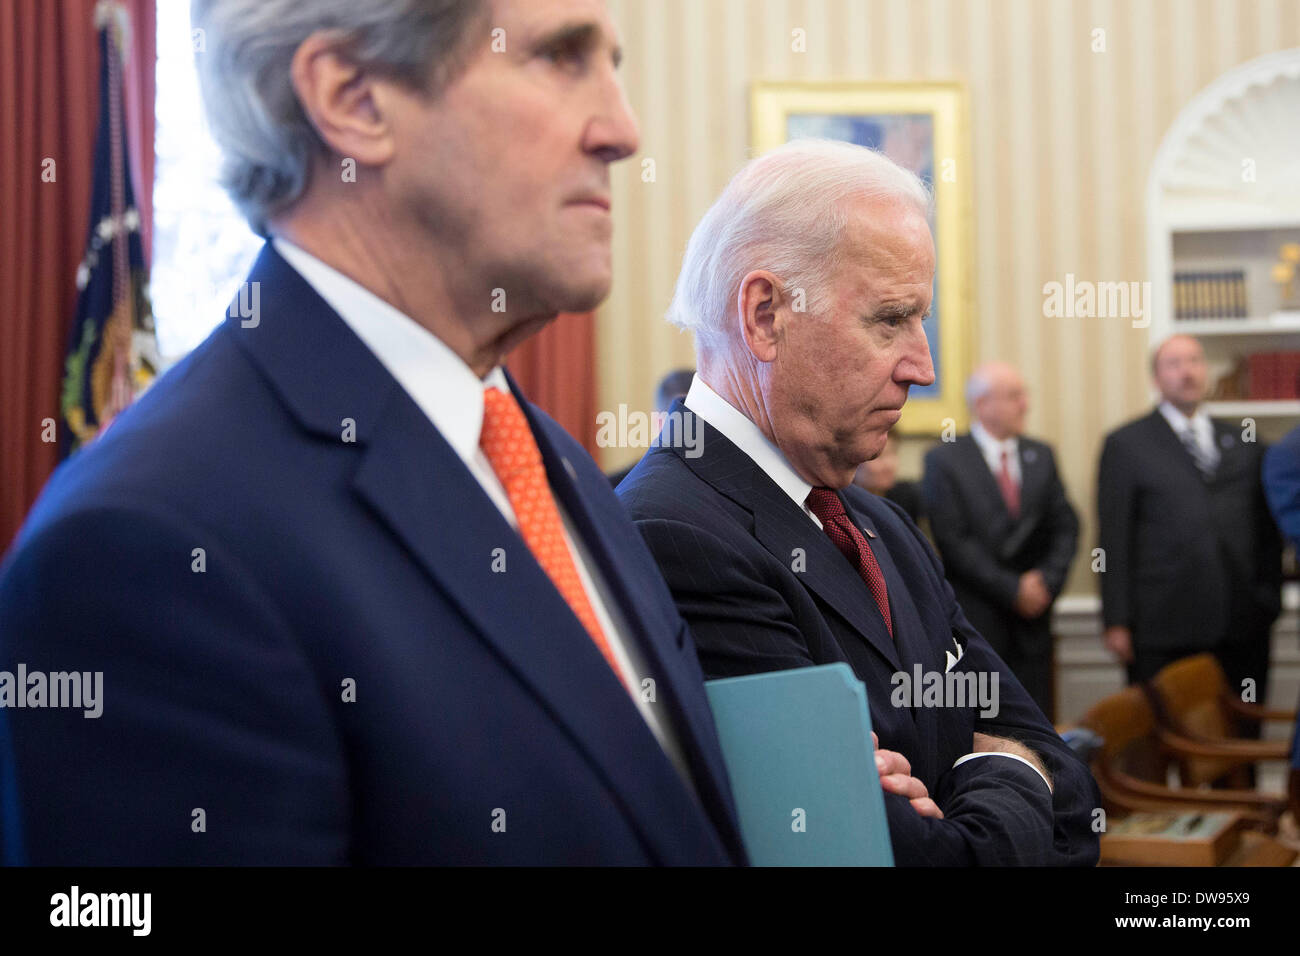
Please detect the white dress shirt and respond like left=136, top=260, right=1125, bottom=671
left=970, top=421, right=1021, bottom=487
left=1158, top=400, right=1220, bottom=470
left=685, top=374, right=1052, bottom=793
left=684, top=375, right=824, bottom=529
left=272, top=238, right=693, bottom=787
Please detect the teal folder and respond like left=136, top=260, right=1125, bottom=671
left=705, top=663, right=894, bottom=866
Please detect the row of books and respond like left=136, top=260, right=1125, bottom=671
left=1247, top=351, right=1300, bottom=399
left=1173, top=270, right=1249, bottom=319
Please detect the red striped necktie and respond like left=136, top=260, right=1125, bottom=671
left=806, top=487, right=894, bottom=639
left=997, top=449, right=1021, bottom=518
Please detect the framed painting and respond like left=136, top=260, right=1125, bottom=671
left=751, top=82, right=974, bottom=435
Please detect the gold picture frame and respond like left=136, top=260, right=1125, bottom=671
left=751, top=81, right=975, bottom=435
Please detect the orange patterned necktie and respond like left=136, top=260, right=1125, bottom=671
left=479, top=386, right=628, bottom=687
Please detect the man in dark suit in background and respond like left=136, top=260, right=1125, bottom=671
left=1263, top=422, right=1300, bottom=547
left=0, top=0, right=746, bottom=866
left=922, top=362, right=1079, bottom=720
left=619, top=138, right=1100, bottom=866
left=1098, top=334, right=1281, bottom=694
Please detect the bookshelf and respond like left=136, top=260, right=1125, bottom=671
left=1174, top=316, right=1300, bottom=338
left=1145, top=49, right=1300, bottom=441
left=1204, top=400, right=1300, bottom=419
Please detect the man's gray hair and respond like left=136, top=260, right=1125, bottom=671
left=665, top=138, right=932, bottom=354
left=191, top=0, right=488, bottom=237
left=965, top=366, right=993, bottom=407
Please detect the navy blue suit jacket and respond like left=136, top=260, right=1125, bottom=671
left=1263, top=424, right=1300, bottom=549
left=1262, top=426, right=1300, bottom=775
left=0, top=245, right=746, bottom=866
left=619, top=403, right=1101, bottom=866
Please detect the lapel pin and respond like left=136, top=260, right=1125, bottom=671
left=562, top=458, right=577, bottom=481
left=1023, top=448, right=1037, bottom=463
left=863, top=527, right=877, bottom=539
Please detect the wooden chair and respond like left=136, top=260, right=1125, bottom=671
left=1145, top=654, right=1295, bottom=789
left=1077, top=686, right=1286, bottom=832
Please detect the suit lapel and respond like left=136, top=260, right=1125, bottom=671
left=1149, top=408, right=1217, bottom=484
left=957, top=433, right=1034, bottom=561
left=957, top=435, right=1011, bottom=520
left=1016, top=440, right=1047, bottom=518
left=664, top=405, right=902, bottom=672
left=963, top=431, right=1048, bottom=527
left=351, top=401, right=719, bottom=862
left=853, top=498, right=943, bottom=774
left=1208, top=419, right=1243, bottom=487
left=229, top=243, right=725, bottom=864
left=844, top=500, right=934, bottom=668
left=511, top=377, right=747, bottom=862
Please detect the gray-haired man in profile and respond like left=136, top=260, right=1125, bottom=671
left=0, top=0, right=749, bottom=865
left=618, top=139, right=1100, bottom=865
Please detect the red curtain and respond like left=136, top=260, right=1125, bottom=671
left=507, top=313, right=600, bottom=462
left=0, top=0, right=155, bottom=553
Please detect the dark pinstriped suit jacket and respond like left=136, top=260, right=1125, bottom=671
left=618, top=401, right=1101, bottom=866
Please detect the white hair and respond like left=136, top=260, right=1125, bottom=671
left=191, top=0, right=488, bottom=237
left=666, top=138, right=932, bottom=354
left=965, top=367, right=993, bottom=407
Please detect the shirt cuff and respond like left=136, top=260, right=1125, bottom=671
left=952, top=751, right=1053, bottom=793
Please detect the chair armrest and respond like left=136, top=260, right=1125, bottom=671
left=1156, top=727, right=1292, bottom=762
left=1113, top=771, right=1288, bottom=810
left=1221, top=695, right=1298, bottom=724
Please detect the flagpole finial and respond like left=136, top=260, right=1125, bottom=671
left=93, top=0, right=132, bottom=65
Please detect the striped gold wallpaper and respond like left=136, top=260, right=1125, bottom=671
left=597, top=0, right=1300, bottom=597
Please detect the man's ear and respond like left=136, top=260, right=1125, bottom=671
left=289, top=32, right=396, bottom=168
left=736, top=270, right=785, bottom=364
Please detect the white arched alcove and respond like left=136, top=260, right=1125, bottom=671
left=1146, top=48, right=1300, bottom=424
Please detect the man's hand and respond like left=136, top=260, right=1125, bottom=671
left=1014, top=570, right=1052, bottom=619
left=873, top=731, right=943, bottom=819
left=1103, top=625, right=1134, bottom=663
left=972, top=731, right=1054, bottom=793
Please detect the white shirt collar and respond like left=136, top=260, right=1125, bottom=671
left=1157, top=400, right=1213, bottom=447
left=970, top=421, right=1018, bottom=462
left=272, top=237, right=508, bottom=464
left=684, top=375, right=813, bottom=511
